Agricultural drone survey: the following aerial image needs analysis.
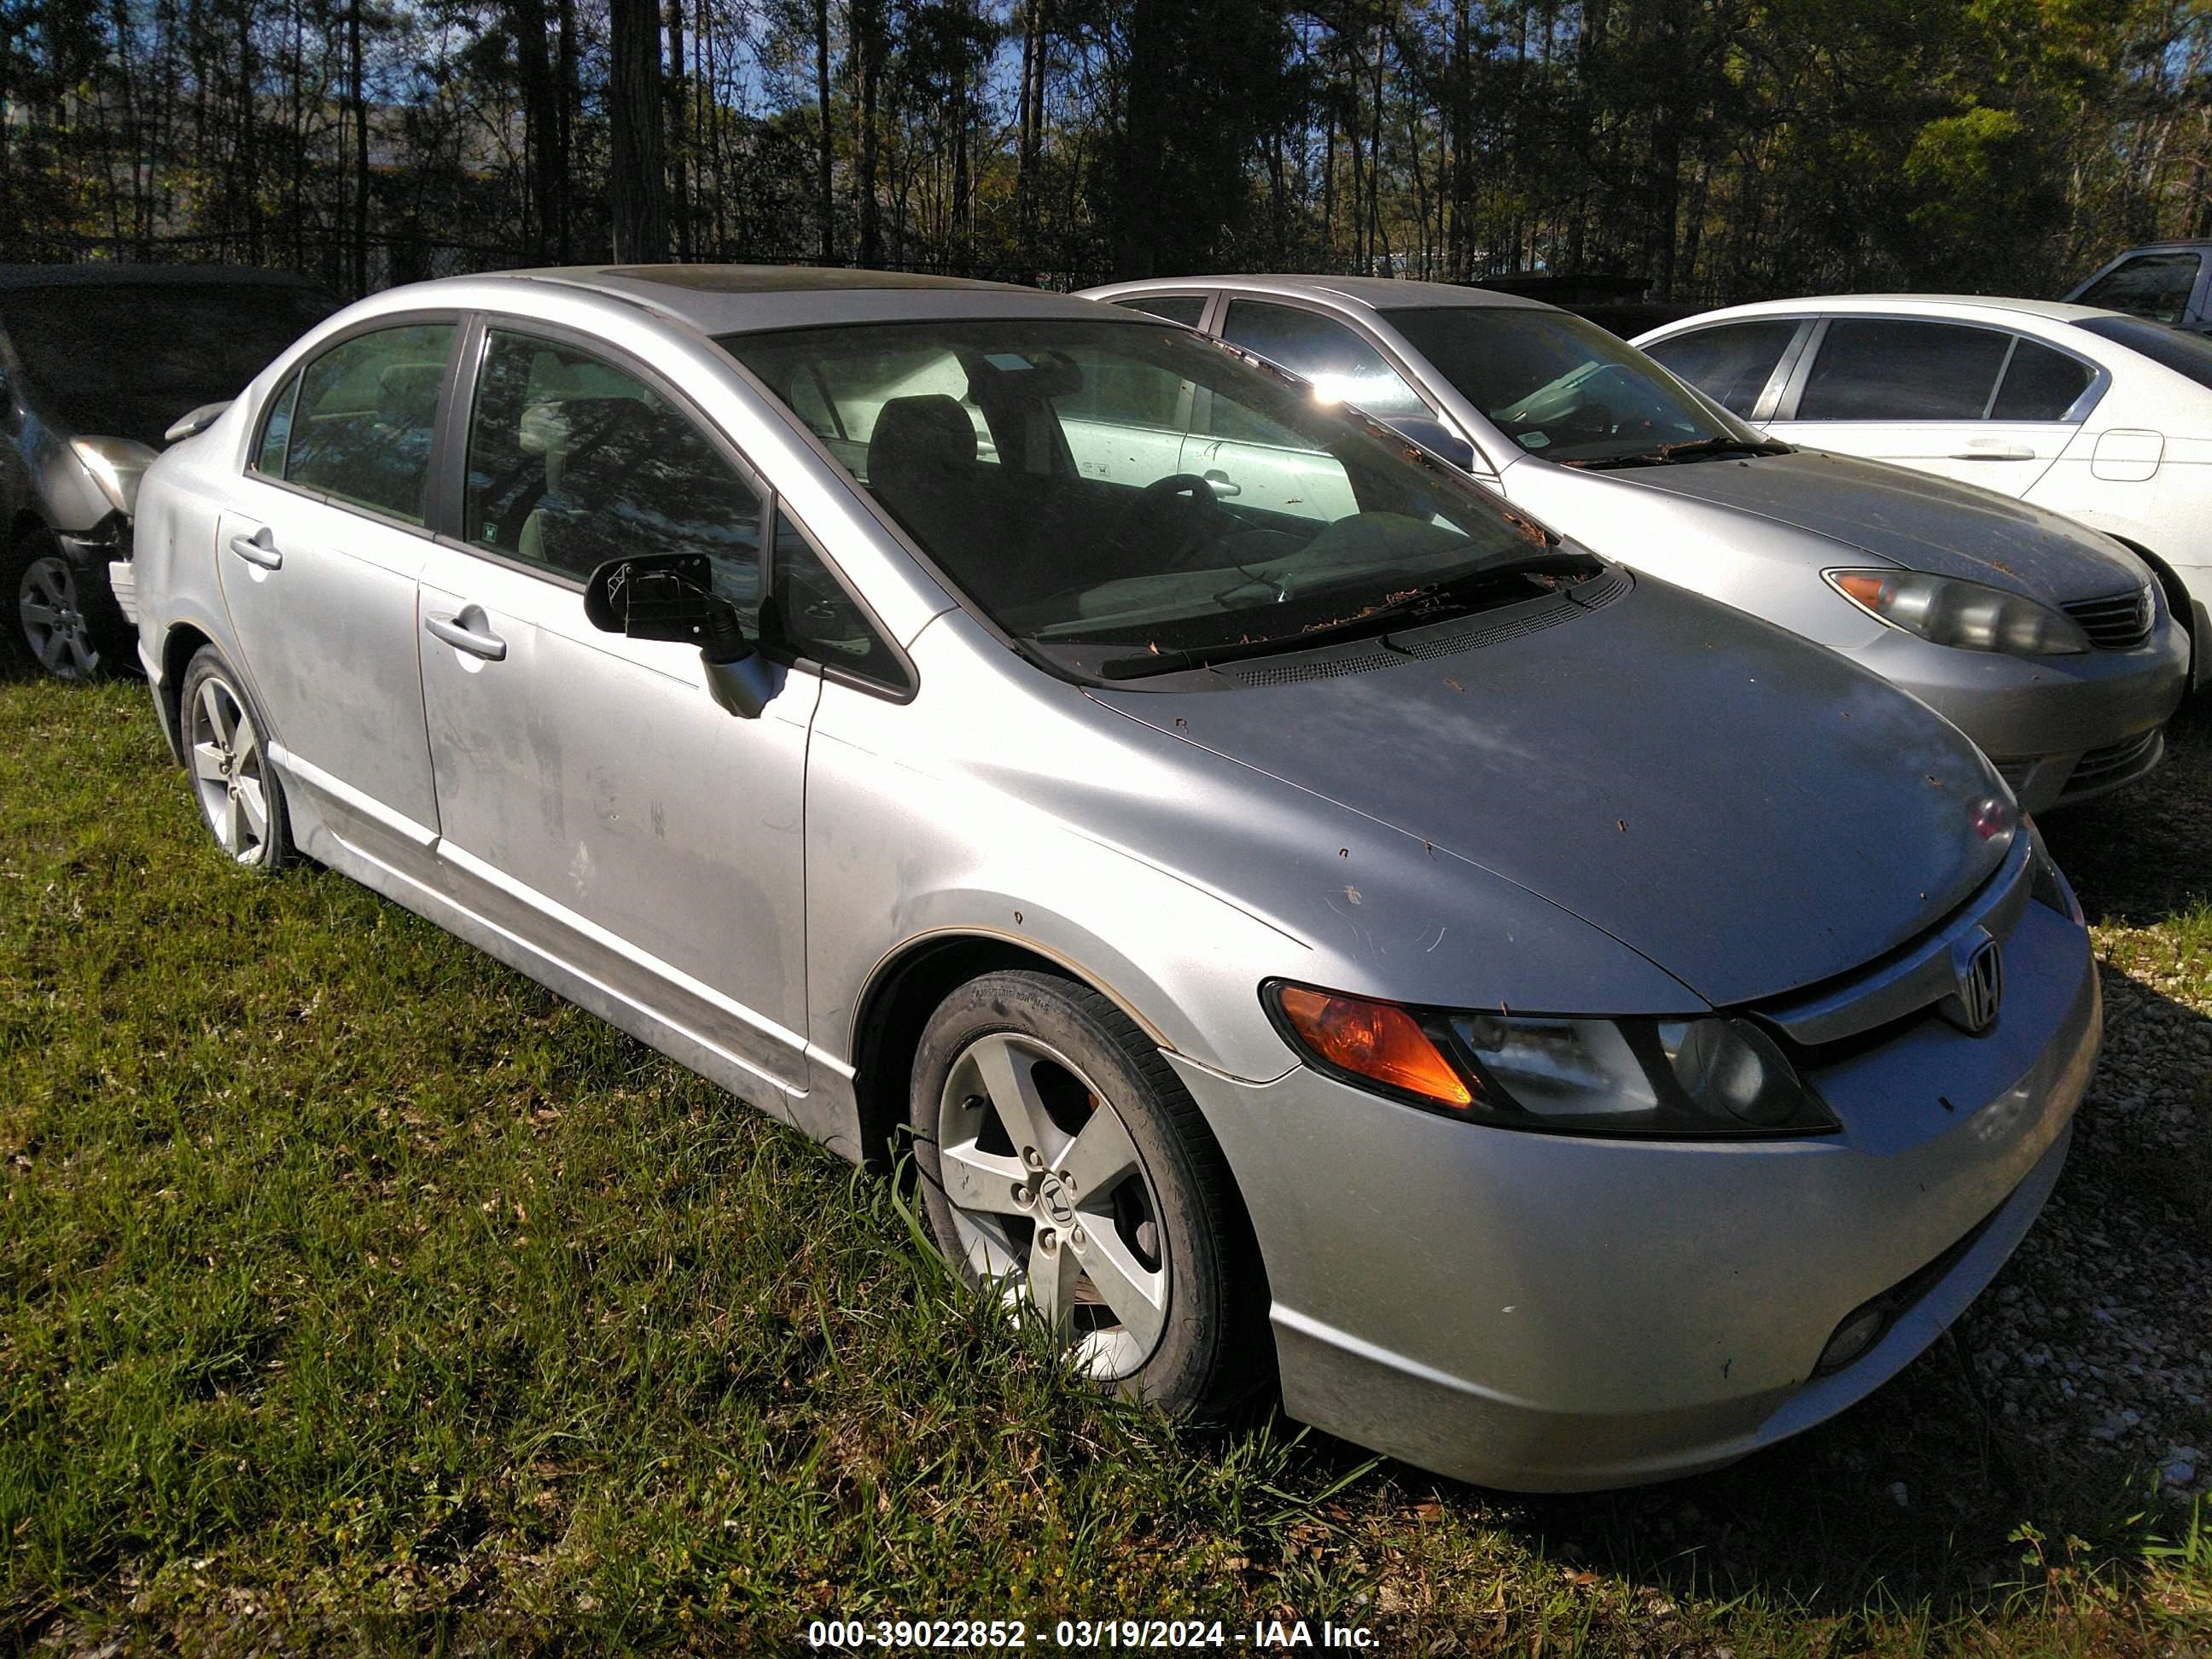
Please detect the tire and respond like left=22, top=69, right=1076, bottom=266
left=5, top=526, right=122, bottom=681
left=178, top=645, right=295, bottom=872
left=910, top=969, right=1269, bottom=1417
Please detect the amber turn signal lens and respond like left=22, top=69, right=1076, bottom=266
left=1277, top=986, right=1476, bottom=1108
left=1832, top=572, right=1893, bottom=610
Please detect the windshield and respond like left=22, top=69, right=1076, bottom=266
left=724, top=317, right=1587, bottom=678
left=0, top=281, right=339, bottom=444
left=2074, top=314, right=2212, bottom=393
left=1382, top=306, right=1773, bottom=467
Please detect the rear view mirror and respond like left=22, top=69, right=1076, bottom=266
left=164, top=400, right=233, bottom=444
left=585, top=551, right=725, bottom=643
left=1390, top=416, right=1481, bottom=475
left=584, top=552, right=772, bottom=719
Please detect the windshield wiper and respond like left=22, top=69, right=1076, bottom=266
left=1566, top=435, right=1793, bottom=471
left=1095, top=551, right=1601, bottom=681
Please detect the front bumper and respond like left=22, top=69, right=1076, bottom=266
left=1851, top=615, right=2186, bottom=813
left=1171, top=900, right=2100, bottom=1491
left=53, top=517, right=135, bottom=633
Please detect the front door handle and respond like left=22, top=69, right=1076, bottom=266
left=1202, top=469, right=1242, bottom=498
left=228, top=528, right=282, bottom=569
left=1950, top=445, right=2035, bottom=461
left=425, top=611, right=507, bottom=661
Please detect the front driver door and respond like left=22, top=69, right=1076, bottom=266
left=416, top=323, right=818, bottom=1098
left=216, top=318, right=455, bottom=869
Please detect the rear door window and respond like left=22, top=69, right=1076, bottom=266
left=1219, top=299, right=1430, bottom=420
left=2075, top=252, right=2202, bottom=324
left=1795, top=320, right=2010, bottom=421
left=1989, top=339, right=2097, bottom=422
left=1642, top=319, right=1800, bottom=416
left=279, top=322, right=456, bottom=525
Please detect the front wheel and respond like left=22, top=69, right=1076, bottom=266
left=6, top=529, right=111, bottom=680
left=910, top=969, right=1268, bottom=1415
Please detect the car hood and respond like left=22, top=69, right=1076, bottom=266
left=1091, top=572, right=2015, bottom=1007
left=1589, top=447, right=2146, bottom=604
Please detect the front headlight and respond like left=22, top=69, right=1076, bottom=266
left=1266, top=981, right=1839, bottom=1138
left=70, top=435, right=160, bottom=517
left=1825, top=568, right=2088, bottom=656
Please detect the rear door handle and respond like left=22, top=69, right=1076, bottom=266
left=1950, top=445, right=2034, bottom=461
left=227, top=528, right=282, bottom=569
left=425, top=611, right=507, bottom=661
left=1202, top=469, right=1242, bottom=497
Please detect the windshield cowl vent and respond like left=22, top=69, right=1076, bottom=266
left=1231, top=573, right=1630, bottom=687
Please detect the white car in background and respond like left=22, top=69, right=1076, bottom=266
left=1636, top=295, right=2212, bottom=690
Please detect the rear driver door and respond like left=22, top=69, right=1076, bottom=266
left=216, top=318, right=455, bottom=869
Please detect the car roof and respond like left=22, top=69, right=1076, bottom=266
left=1085, top=273, right=1557, bottom=314
left=0, top=262, right=331, bottom=293
left=2088, top=239, right=2212, bottom=254
left=415, top=264, right=1115, bottom=335
left=1648, top=294, right=2117, bottom=330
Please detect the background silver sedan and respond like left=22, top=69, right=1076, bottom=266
left=132, top=266, right=2098, bottom=1491
left=1082, top=275, right=2187, bottom=812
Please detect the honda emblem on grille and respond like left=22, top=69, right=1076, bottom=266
left=1941, top=927, right=2004, bottom=1034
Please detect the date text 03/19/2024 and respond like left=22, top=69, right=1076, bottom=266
left=804, top=1617, right=1379, bottom=1649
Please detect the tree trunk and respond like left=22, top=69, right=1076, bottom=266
left=667, top=0, right=689, bottom=259
left=853, top=0, right=886, bottom=265
left=1014, top=0, right=1045, bottom=282
left=508, top=0, right=560, bottom=260
left=815, top=0, right=835, bottom=262
left=555, top=0, right=578, bottom=258
left=348, top=0, right=368, bottom=294
left=1111, top=0, right=1166, bottom=278
left=608, top=0, right=667, bottom=261
left=1646, top=0, right=1685, bottom=299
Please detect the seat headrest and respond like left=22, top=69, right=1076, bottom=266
left=376, top=362, right=445, bottom=429
left=867, top=394, right=977, bottom=487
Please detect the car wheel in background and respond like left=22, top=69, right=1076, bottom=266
left=910, top=969, right=1269, bottom=1416
left=180, top=645, right=294, bottom=872
left=6, top=528, right=109, bottom=680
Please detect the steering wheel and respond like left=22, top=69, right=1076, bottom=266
left=1118, top=472, right=1238, bottom=569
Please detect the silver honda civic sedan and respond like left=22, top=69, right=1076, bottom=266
left=131, top=266, right=2100, bottom=1492
left=1080, top=275, right=2188, bottom=812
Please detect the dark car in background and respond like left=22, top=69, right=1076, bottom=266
left=2064, top=242, right=2212, bottom=335
left=1, top=265, right=337, bottom=678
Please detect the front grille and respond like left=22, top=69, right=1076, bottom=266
left=2069, top=726, right=2161, bottom=787
left=2063, top=584, right=2154, bottom=650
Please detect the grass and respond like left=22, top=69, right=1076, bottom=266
left=3, top=676, right=2210, bottom=1655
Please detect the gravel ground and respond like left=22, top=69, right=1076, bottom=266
left=1969, top=690, right=2212, bottom=1508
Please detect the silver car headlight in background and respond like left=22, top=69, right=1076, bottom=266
left=1265, top=982, right=1840, bottom=1138
left=1824, top=568, right=2089, bottom=655
left=69, top=435, right=160, bottom=517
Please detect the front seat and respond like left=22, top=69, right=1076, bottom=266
left=865, top=394, right=987, bottom=562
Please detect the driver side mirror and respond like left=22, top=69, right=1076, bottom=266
left=584, top=551, right=773, bottom=719
left=1389, top=416, right=1481, bottom=475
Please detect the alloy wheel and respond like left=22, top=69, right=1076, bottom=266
left=18, top=553, right=102, bottom=679
left=188, top=673, right=274, bottom=864
left=934, top=1030, right=1172, bottom=1380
